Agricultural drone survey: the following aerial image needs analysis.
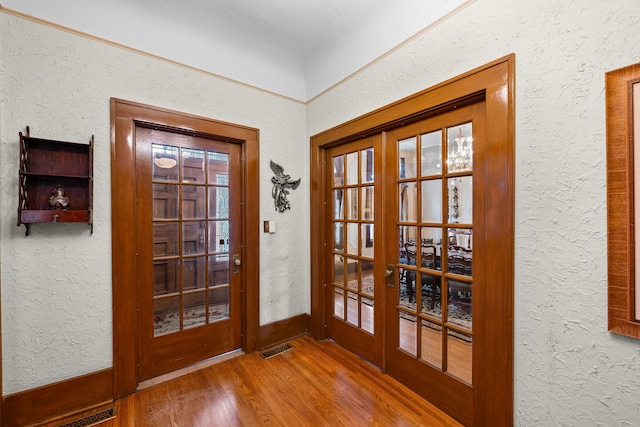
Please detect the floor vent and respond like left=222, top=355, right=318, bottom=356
left=58, top=407, right=116, bottom=427
left=261, top=343, right=293, bottom=359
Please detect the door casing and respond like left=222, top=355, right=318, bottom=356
left=310, top=55, right=515, bottom=425
left=111, top=98, right=260, bottom=397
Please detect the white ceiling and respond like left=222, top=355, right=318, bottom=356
left=1, top=0, right=471, bottom=101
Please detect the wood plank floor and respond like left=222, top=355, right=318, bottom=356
left=44, top=336, right=462, bottom=427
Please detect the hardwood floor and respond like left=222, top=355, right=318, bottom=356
left=42, top=336, right=462, bottom=427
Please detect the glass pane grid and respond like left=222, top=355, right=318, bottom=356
left=153, top=145, right=233, bottom=336
left=331, top=149, right=375, bottom=333
left=397, top=123, right=474, bottom=379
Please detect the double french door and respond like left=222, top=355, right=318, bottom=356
left=325, top=102, right=487, bottom=425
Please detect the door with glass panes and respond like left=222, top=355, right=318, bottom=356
left=325, top=102, right=485, bottom=425
left=135, top=126, right=242, bottom=381
left=384, top=102, right=484, bottom=426
left=326, top=136, right=382, bottom=367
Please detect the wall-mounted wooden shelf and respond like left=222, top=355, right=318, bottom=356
left=17, top=126, right=94, bottom=236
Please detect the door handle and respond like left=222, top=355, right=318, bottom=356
left=385, top=264, right=395, bottom=287
left=233, top=254, right=241, bottom=274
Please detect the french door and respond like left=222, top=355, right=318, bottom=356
left=384, top=103, right=484, bottom=426
left=325, top=103, right=485, bottom=425
left=135, top=126, right=242, bottom=380
left=313, top=57, right=514, bottom=426
left=325, top=136, right=383, bottom=366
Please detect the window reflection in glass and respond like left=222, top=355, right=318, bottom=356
left=209, top=287, right=230, bottom=322
left=346, top=152, right=358, bottom=185
left=347, top=188, right=358, bottom=220
left=154, top=296, right=180, bottom=336
left=421, top=130, right=442, bottom=176
left=333, top=155, right=344, bottom=186
left=153, top=259, right=179, bottom=296
left=447, top=330, right=472, bottom=384
left=361, top=186, right=374, bottom=220
left=182, top=185, right=205, bottom=219
left=333, top=255, right=344, bottom=286
left=182, top=148, right=206, bottom=183
left=399, top=311, right=417, bottom=356
left=447, top=177, right=472, bottom=224
left=153, top=222, right=179, bottom=257
left=183, top=256, right=206, bottom=291
left=420, top=320, right=443, bottom=369
left=448, top=279, right=472, bottom=330
left=333, top=222, right=344, bottom=252
left=207, top=151, right=229, bottom=185
left=153, top=184, right=179, bottom=220
left=446, top=122, right=473, bottom=173
left=209, top=255, right=229, bottom=287
left=208, top=220, right=229, bottom=253
left=399, top=182, right=417, bottom=223
left=347, top=291, right=359, bottom=326
left=183, top=292, right=207, bottom=329
left=361, top=224, right=374, bottom=258
left=208, top=187, right=229, bottom=219
left=361, top=260, right=374, bottom=297
left=399, top=137, right=417, bottom=179
left=333, top=189, right=344, bottom=219
left=361, top=148, right=374, bottom=183
left=447, top=228, right=472, bottom=277
left=361, top=298, right=374, bottom=334
left=334, top=288, right=344, bottom=319
left=421, top=274, right=441, bottom=318
left=421, top=227, right=442, bottom=271
left=183, top=222, right=206, bottom=255
left=421, top=179, right=442, bottom=223
left=347, top=223, right=358, bottom=255
left=152, top=144, right=179, bottom=182
left=346, top=258, right=358, bottom=291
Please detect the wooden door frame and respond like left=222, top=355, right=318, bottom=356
left=111, top=98, right=260, bottom=397
left=310, top=54, right=515, bottom=425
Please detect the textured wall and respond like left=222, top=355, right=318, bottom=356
left=0, top=12, right=309, bottom=394
left=308, top=0, right=640, bottom=425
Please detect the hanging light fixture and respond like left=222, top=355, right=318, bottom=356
left=446, top=127, right=473, bottom=172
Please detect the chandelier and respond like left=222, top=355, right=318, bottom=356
left=446, top=127, right=473, bottom=172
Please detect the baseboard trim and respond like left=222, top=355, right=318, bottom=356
left=2, top=315, right=310, bottom=426
left=4, top=368, right=113, bottom=427
left=259, top=313, right=310, bottom=349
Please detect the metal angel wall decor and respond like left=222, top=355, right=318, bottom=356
left=270, top=160, right=301, bottom=212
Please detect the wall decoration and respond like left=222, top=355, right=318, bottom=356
left=270, top=160, right=301, bottom=212
left=606, top=61, right=640, bottom=339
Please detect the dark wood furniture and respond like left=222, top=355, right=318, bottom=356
left=18, top=126, right=93, bottom=235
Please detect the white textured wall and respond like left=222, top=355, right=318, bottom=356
left=0, top=12, right=309, bottom=394
left=308, top=0, right=640, bottom=425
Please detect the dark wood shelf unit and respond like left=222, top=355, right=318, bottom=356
left=18, top=126, right=94, bottom=236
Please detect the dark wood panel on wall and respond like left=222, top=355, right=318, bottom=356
left=259, top=313, right=311, bottom=349
left=3, top=368, right=113, bottom=427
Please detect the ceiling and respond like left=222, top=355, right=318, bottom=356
left=1, top=0, right=471, bottom=101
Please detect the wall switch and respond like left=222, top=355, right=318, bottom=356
left=263, top=220, right=276, bottom=233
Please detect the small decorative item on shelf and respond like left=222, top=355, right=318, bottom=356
left=17, top=126, right=93, bottom=235
left=48, top=185, right=70, bottom=210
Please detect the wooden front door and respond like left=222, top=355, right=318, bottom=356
left=111, top=98, right=260, bottom=396
left=135, top=126, right=242, bottom=380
